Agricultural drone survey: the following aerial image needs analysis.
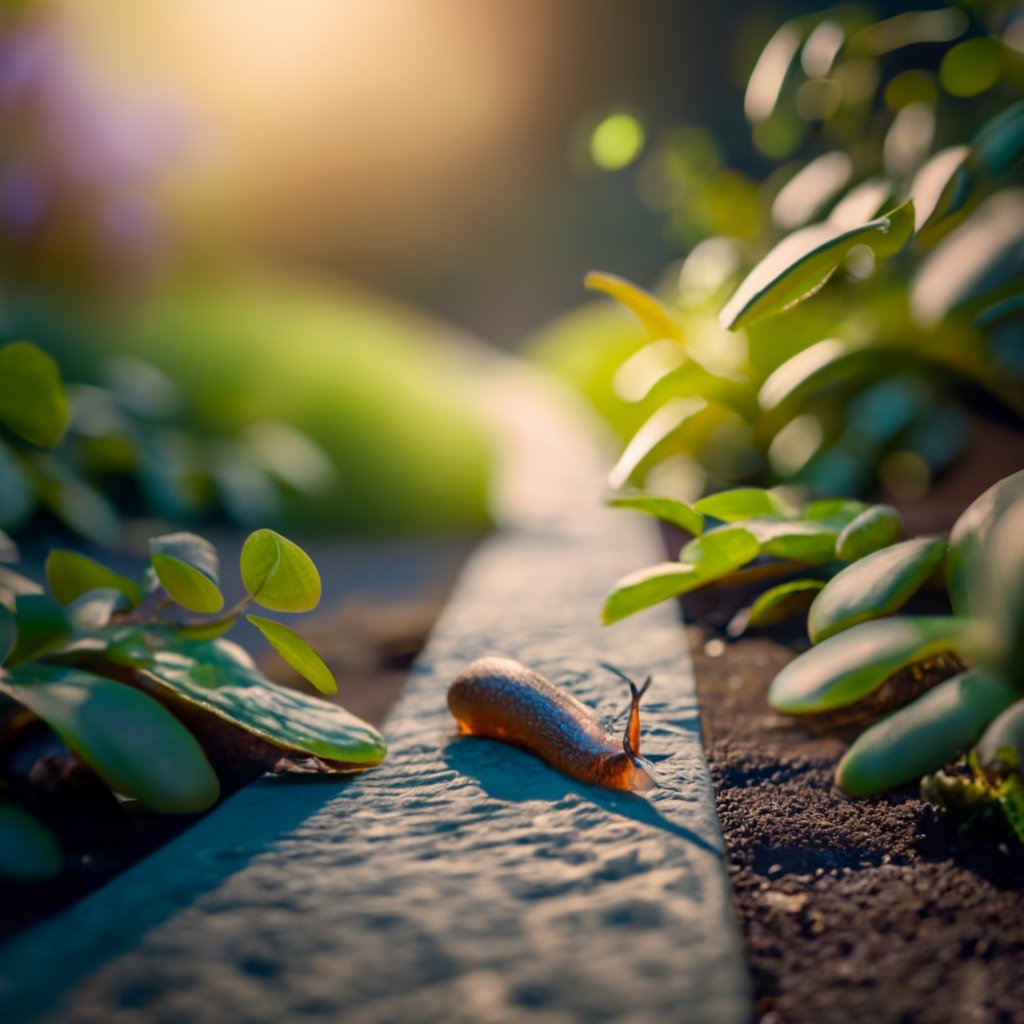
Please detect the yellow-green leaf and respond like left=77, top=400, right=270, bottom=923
left=151, top=554, right=225, bottom=614
left=0, top=342, right=68, bottom=448
left=584, top=271, right=680, bottom=340
left=607, top=494, right=704, bottom=535
left=247, top=614, right=337, bottom=695
left=45, top=550, right=141, bottom=607
left=240, top=529, right=321, bottom=613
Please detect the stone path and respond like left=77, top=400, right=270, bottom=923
left=0, top=365, right=751, bottom=1024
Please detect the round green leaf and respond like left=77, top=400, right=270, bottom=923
left=247, top=614, right=337, bottom=695
left=45, top=550, right=141, bottom=607
left=948, top=469, right=1024, bottom=616
left=803, top=498, right=868, bottom=528
left=769, top=615, right=973, bottom=715
left=149, top=532, right=220, bottom=583
left=0, top=341, right=68, bottom=448
left=808, top=536, right=947, bottom=643
left=0, top=802, right=61, bottom=880
left=607, top=494, right=704, bottom=535
left=1, top=666, right=220, bottom=813
left=835, top=504, right=903, bottom=562
left=693, top=487, right=790, bottom=521
left=725, top=519, right=838, bottom=564
left=836, top=669, right=1019, bottom=797
left=240, top=529, right=321, bottom=612
left=719, top=202, right=915, bottom=330
left=8, top=593, right=69, bottom=667
left=748, top=579, right=825, bottom=628
left=142, top=643, right=385, bottom=766
left=151, top=554, right=225, bottom=615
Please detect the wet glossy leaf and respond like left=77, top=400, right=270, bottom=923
left=584, top=271, right=680, bottom=340
left=151, top=555, right=225, bottom=615
left=948, top=469, right=1024, bottom=616
left=247, top=614, right=337, bottom=695
left=835, top=504, right=902, bottom=561
left=608, top=397, right=707, bottom=489
left=1, top=665, right=220, bottom=813
left=604, top=527, right=760, bottom=625
left=719, top=202, right=915, bottom=330
left=749, top=579, right=825, bottom=628
left=45, top=550, right=141, bottom=607
left=693, top=487, right=790, bottom=521
left=8, top=594, right=69, bottom=667
left=769, top=615, right=972, bottom=715
left=0, top=342, right=68, bottom=448
left=142, top=643, right=386, bottom=766
left=607, top=494, right=704, bottom=535
left=240, top=529, right=320, bottom=613
left=808, top=536, right=946, bottom=643
left=837, top=669, right=1019, bottom=797
left=0, top=801, right=61, bottom=880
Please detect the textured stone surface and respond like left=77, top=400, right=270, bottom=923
left=0, top=367, right=751, bottom=1024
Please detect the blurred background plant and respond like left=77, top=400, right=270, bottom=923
left=530, top=0, right=1024, bottom=509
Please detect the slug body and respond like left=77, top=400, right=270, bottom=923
left=448, top=657, right=657, bottom=793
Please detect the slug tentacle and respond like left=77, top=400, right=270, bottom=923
left=447, top=657, right=658, bottom=794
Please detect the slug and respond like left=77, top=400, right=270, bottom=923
left=447, top=657, right=657, bottom=793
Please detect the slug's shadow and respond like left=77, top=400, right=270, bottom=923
left=442, top=736, right=721, bottom=859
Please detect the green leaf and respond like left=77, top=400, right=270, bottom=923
left=608, top=397, right=707, bottom=489
left=149, top=532, right=220, bottom=583
left=151, top=555, right=225, bottom=615
left=768, top=615, right=973, bottom=715
left=978, top=495, right=1024, bottom=685
left=604, top=527, right=760, bottom=625
left=64, top=588, right=127, bottom=633
left=976, top=699, right=1024, bottom=775
left=948, top=469, right=1024, bottom=616
left=808, top=537, right=947, bottom=643
left=7, top=593, right=69, bottom=667
left=835, top=504, right=903, bottom=562
left=836, top=669, right=1019, bottom=797
left=722, top=518, right=838, bottom=564
left=141, top=642, right=386, bottom=766
left=607, top=494, right=704, bottom=535
left=240, top=529, right=321, bottom=612
left=0, top=341, right=68, bottom=448
left=45, top=550, right=141, bottom=607
left=0, top=801, right=61, bottom=880
left=803, top=498, right=869, bottom=527
left=247, top=614, right=337, bottom=695
left=584, top=271, right=680, bottom=340
left=720, top=202, right=915, bottom=330
left=1, top=665, right=220, bottom=813
left=972, top=100, right=1024, bottom=179
left=0, top=442, right=33, bottom=529
left=748, top=579, right=825, bottom=628
left=693, top=487, right=790, bottom=521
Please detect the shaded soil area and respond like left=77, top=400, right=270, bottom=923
left=693, top=625, right=1024, bottom=1024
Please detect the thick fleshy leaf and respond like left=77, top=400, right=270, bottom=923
left=0, top=342, right=68, bottom=448
left=8, top=594, right=69, bottom=667
left=769, top=615, right=972, bottom=715
left=1, top=665, right=220, bottom=813
left=151, top=555, right=225, bottom=615
left=247, top=614, right=337, bottom=695
left=605, top=527, right=760, bottom=625
left=976, top=699, right=1024, bottom=774
left=240, top=529, right=321, bottom=613
left=141, top=643, right=385, bottom=766
left=0, top=802, right=61, bottom=880
left=607, top=495, right=704, bottom=535
left=836, top=669, right=1019, bottom=797
left=45, top=550, right=141, bottom=607
left=584, top=271, right=680, bottom=340
left=748, top=579, right=825, bottom=628
left=608, top=397, right=707, bottom=489
left=979, top=496, right=1024, bottom=685
left=808, top=537, right=947, bottom=643
left=721, top=518, right=838, bottom=564
left=835, top=504, right=903, bottom=562
left=693, top=487, right=790, bottom=521
left=719, top=202, right=915, bottom=330
left=948, top=469, right=1024, bottom=616
left=803, top=498, right=869, bottom=527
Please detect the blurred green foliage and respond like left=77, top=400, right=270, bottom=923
left=530, top=0, right=1024, bottom=504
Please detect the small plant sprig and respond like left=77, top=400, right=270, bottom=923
left=0, top=340, right=384, bottom=881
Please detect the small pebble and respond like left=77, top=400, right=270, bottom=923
left=704, top=638, right=726, bottom=658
